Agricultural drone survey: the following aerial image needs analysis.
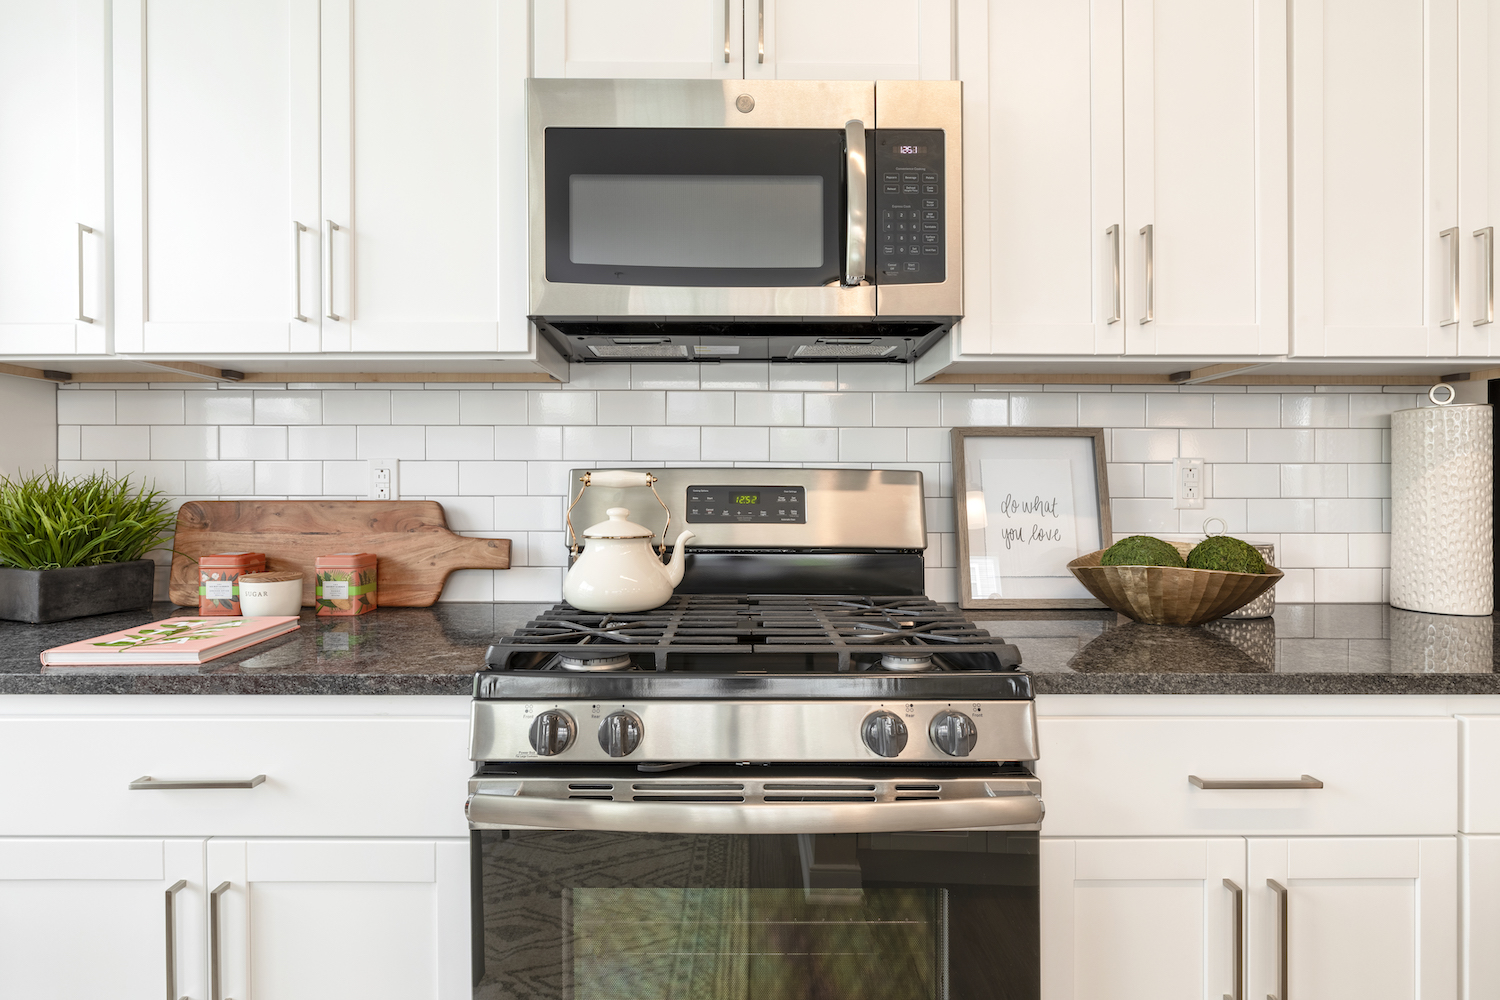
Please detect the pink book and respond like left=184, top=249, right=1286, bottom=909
left=40, top=616, right=301, bottom=666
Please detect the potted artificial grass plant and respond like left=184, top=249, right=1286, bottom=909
left=0, top=471, right=176, bottom=623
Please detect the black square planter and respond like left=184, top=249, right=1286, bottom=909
left=0, top=560, right=157, bottom=624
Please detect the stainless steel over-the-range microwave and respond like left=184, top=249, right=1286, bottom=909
left=527, top=79, right=962, bottom=363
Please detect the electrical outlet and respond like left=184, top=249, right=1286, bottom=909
left=1173, top=457, right=1204, bottom=509
left=368, top=459, right=399, bottom=501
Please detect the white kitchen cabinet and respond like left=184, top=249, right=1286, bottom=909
left=1463, top=836, right=1500, bottom=1000
left=207, top=838, right=471, bottom=1000
left=533, top=0, right=745, bottom=78
left=1291, top=0, right=1460, bottom=358
left=744, top=0, right=951, bottom=80
left=0, top=0, right=109, bottom=357
left=1247, top=837, right=1457, bottom=1000
left=1040, top=838, right=1246, bottom=1000
left=1457, top=0, right=1500, bottom=355
left=0, top=838, right=207, bottom=999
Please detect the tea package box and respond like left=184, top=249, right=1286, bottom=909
left=315, top=553, right=377, bottom=616
left=198, top=552, right=267, bottom=616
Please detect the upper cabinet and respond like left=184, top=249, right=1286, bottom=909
left=112, top=0, right=530, bottom=358
left=0, top=0, right=109, bottom=357
left=534, top=0, right=950, bottom=80
left=958, top=0, right=1287, bottom=358
left=1458, top=0, right=1500, bottom=357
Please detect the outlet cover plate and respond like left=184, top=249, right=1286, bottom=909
left=1173, top=457, right=1204, bottom=509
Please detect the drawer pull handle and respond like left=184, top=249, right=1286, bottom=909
left=1188, top=775, right=1323, bottom=790
left=1268, top=879, right=1289, bottom=1000
left=1223, top=879, right=1243, bottom=1000
left=165, top=879, right=187, bottom=1000
left=131, top=775, right=266, bottom=790
left=211, top=881, right=231, bottom=1000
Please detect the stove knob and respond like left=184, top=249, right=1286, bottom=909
left=861, top=711, right=909, bottom=758
left=929, top=710, right=978, bottom=757
left=598, top=710, right=644, bottom=757
left=528, top=710, right=575, bottom=756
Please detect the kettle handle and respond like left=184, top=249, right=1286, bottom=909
left=587, top=470, right=655, bottom=488
left=566, top=471, right=674, bottom=558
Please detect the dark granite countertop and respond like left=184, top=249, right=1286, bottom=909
left=1, top=602, right=1496, bottom=696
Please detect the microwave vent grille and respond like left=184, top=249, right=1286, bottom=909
left=588, top=344, right=690, bottom=359
left=793, top=343, right=898, bottom=358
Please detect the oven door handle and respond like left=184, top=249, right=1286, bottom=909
left=844, top=119, right=867, bottom=287
left=467, top=789, right=1043, bottom=834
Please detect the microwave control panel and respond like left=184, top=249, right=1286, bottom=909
left=873, top=130, right=945, bottom=284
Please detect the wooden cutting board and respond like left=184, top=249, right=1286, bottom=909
left=168, top=501, right=511, bottom=608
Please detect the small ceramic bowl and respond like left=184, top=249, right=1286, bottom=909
left=237, top=572, right=304, bottom=617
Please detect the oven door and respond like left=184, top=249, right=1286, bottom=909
left=527, top=79, right=876, bottom=319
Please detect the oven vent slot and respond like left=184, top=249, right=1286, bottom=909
left=631, top=795, right=746, bottom=803
left=764, top=795, right=878, bottom=802
left=763, top=783, right=877, bottom=792
left=632, top=783, right=745, bottom=791
left=894, top=784, right=941, bottom=792
left=568, top=795, right=614, bottom=800
left=568, top=783, right=615, bottom=791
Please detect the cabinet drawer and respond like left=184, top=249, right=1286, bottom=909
left=1460, top=716, right=1500, bottom=832
left=1035, top=717, right=1456, bottom=837
left=0, top=716, right=471, bottom=837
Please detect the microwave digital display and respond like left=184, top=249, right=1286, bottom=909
left=897, top=145, right=927, bottom=155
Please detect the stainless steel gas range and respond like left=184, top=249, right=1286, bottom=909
left=467, top=469, right=1042, bottom=999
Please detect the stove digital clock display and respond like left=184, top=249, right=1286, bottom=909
left=686, top=486, right=805, bottom=523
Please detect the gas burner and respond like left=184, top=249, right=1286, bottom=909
left=880, top=653, right=934, bottom=672
left=556, top=653, right=635, bottom=672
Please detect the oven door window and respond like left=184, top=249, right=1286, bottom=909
left=544, top=128, right=846, bottom=288
left=475, top=830, right=1037, bottom=998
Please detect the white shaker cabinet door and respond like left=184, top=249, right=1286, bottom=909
left=206, top=838, right=471, bottom=1000
left=322, top=0, right=528, bottom=354
left=1291, top=0, right=1460, bottom=358
left=1463, top=835, right=1500, bottom=1000
left=1040, top=838, right=1246, bottom=1000
left=533, top=0, right=745, bottom=79
left=0, top=838, right=207, bottom=1000
left=1122, top=0, right=1288, bottom=356
left=958, top=0, right=1125, bottom=356
left=0, top=0, right=108, bottom=356
left=745, top=0, right=951, bottom=80
left=1457, top=0, right=1500, bottom=355
left=1247, top=837, right=1457, bottom=1000
left=112, top=0, right=322, bottom=355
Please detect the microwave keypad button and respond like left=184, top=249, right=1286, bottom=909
left=923, top=173, right=938, bottom=183
left=923, top=234, right=939, bottom=244
left=922, top=198, right=938, bottom=209
left=901, top=172, right=920, bottom=182
left=923, top=210, right=939, bottom=221
left=905, top=262, right=920, bottom=272
left=882, top=245, right=894, bottom=256
left=922, top=246, right=939, bottom=255
left=883, top=184, right=899, bottom=194
left=883, top=172, right=899, bottom=182
left=923, top=223, right=939, bottom=231
left=923, top=184, right=938, bottom=194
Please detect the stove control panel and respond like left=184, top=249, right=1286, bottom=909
left=686, top=485, right=805, bottom=524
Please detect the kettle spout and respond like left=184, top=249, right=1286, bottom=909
left=664, top=529, right=696, bottom=587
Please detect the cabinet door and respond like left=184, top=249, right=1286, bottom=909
left=1463, top=835, right=1500, bottom=1000
left=1457, top=0, right=1500, bottom=355
left=113, top=0, right=322, bottom=355
left=533, top=0, right=744, bottom=79
left=0, top=0, right=108, bottom=356
left=1248, top=837, right=1457, bottom=1000
left=957, top=0, right=1125, bottom=357
left=322, top=0, right=528, bottom=354
left=207, top=838, right=470, bottom=1000
left=0, top=838, right=206, bottom=999
left=1123, top=0, right=1288, bottom=356
left=1040, top=838, right=1246, bottom=1000
left=745, top=0, right=951, bottom=80
left=1291, top=0, right=1460, bottom=358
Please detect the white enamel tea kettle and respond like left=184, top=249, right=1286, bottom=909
left=562, top=470, right=696, bottom=612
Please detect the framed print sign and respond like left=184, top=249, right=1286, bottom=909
left=951, top=427, right=1112, bottom=609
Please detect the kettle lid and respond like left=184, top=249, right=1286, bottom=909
left=581, top=507, right=655, bottom=539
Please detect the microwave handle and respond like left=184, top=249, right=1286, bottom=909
left=844, top=119, right=867, bottom=286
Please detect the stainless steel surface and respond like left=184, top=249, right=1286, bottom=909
left=928, top=710, right=978, bottom=757
left=291, top=221, right=308, bottom=322
left=598, top=710, right=644, bottom=757
left=1139, top=223, right=1154, bottom=324
left=874, top=80, right=963, bottom=320
left=1107, top=223, right=1122, bottom=324
left=472, top=698, right=1038, bottom=764
left=324, top=220, right=341, bottom=322
left=1477, top=226, right=1495, bottom=326
left=1188, top=775, right=1323, bottom=790
left=468, top=772, right=1044, bottom=833
left=1442, top=226, right=1460, bottom=327
left=1224, top=879, right=1243, bottom=1000
left=76, top=223, right=95, bottom=324
left=1268, top=878, right=1288, bottom=1000
left=723, top=0, right=731, bottom=62
left=757, top=0, right=765, bottom=62
left=566, top=467, right=926, bottom=550
left=528, top=710, right=575, bottom=756
left=861, top=710, right=908, bottom=757
left=164, top=879, right=187, bottom=1000
left=130, top=775, right=266, bottom=790
left=844, top=118, right=868, bottom=286
left=210, top=881, right=230, bottom=1000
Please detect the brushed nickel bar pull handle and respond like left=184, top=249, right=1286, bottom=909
left=757, top=0, right=765, bottom=63
left=1139, top=223, right=1154, bottom=324
left=844, top=119, right=867, bottom=286
left=76, top=223, right=95, bottom=323
left=1223, top=879, right=1243, bottom=1000
left=131, top=775, right=267, bottom=790
left=211, top=881, right=231, bottom=1000
left=1189, top=775, right=1323, bottom=790
left=1442, top=227, right=1460, bottom=326
left=165, top=879, right=187, bottom=1000
left=723, top=0, right=731, bottom=62
left=325, top=220, right=342, bottom=322
left=1267, top=879, right=1288, bottom=1000
left=1107, top=224, right=1122, bottom=324
left=1476, top=227, right=1495, bottom=326
left=292, top=221, right=309, bottom=322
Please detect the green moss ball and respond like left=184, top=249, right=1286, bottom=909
left=1100, top=535, right=1186, bottom=568
left=1186, top=535, right=1267, bottom=574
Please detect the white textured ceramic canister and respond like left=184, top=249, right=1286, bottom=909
left=1389, top=386, right=1493, bottom=616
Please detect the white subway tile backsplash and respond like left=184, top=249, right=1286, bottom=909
left=321, top=461, right=368, bottom=496
left=1314, top=497, right=1383, bottom=533
left=837, top=365, right=906, bottom=391
left=1010, top=393, right=1079, bottom=426
left=286, top=426, right=355, bottom=461
left=562, top=365, right=631, bottom=390
left=667, top=391, right=736, bottom=426
left=1315, top=428, right=1383, bottom=463
left=873, top=392, right=942, bottom=427
left=81, top=425, right=149, bottom=461
left=526, top=461, right=574, bottom=497
left=1111, top=428, right=1178, bottom=463
left=1178, top=428, right=1246, bottom=463
left=425, top=426, right=494, bottom=461
left=770, top=427, right=838, bottom=462
left=736, top=392, right=802, bottom=426
left=530, top=391, right=596, bottom=425
left=700, top=363, right=770, bottom=391
left=1281, top=464, right=1347, bottom=498
left=562, top=425, right=633, bottom=460
left=221, top=426, right=288, bottom=461
left=1277, top=567, right=1316, bottom=602
left=527, top=532, right=570, bottom=567
left=1211, top=464, right=1279, bottom=498
left=1349, top=393, right=1416, bottom=426
left=1347, top=464, right=1392, bottom=498
left=805, top=392, right=872, bottom=427
left=630, top=365, right=699, bottom=391
left=1314, top=567, right=1384, bottom=602
left=1145, top=393, right=1213, bottom=428
left=57, top=425, right=81, bottom=461
left=187, top=460, right=255, bottom=495
left=599, top=390, right=663, bottom=425
left=1348, top=533, right=1392, bottom=567
left=401, top=461, right=459, bottom=495
left=58, top=390, right=115, bottom=424
left=1246, top=428, right=1315, bottom=463
left=1178, top=498, right=1245, bottom=534
left=633, top=426, right=700, bottom=461
left=186, top=390, right=253, bottom=425
left=1281, top=394, right=1349, bottom=428
left=322, top=390, right=391, bottom=424
left=906, top=428, right=951, bottom=462
left=1247, top=498, right=1315, bottom=532
left=1106, top=463, right=1144, bottom=498
left=459, top=390, right=527, bottom=425
left=439, top=569, right=494, bottom=602
left=1081, top=393, right=1145, bottom=428
left=255, top=461, right=323, bottom=495
left=1111, top=498, right=1179, bottom=533
left=839, top=428, right=906, bottom=462
left=1142, top=464, right=1173, bottom=498
left=702, top=426, right=770, bottom=462
left=253, top=391, right=322, bottom=425
left=117, top=460, right=186, bottom=495
left=498, top=426, right=564, bottom=461
left=460, top=462, right=530, bottom=495
left=1212, top=394, right=1281, bottom=427
left=494, top=495, right=564, bottom=532
left=769, top=364, right=837, bottom=391
left=494, top=566, right=563, bottom=602
left=1281, top=533, right=1349, bottom=568
left=941, top=393, right=1008, bottom=427
left=923, top=497, right=954, bottom=533
left=118, top=390, right=184, bottom=425
left=391, top=391, right=458, bottom=425
left=151, top=425, right=218, bottom=460
left=355, top=425, right=425, bottom=460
